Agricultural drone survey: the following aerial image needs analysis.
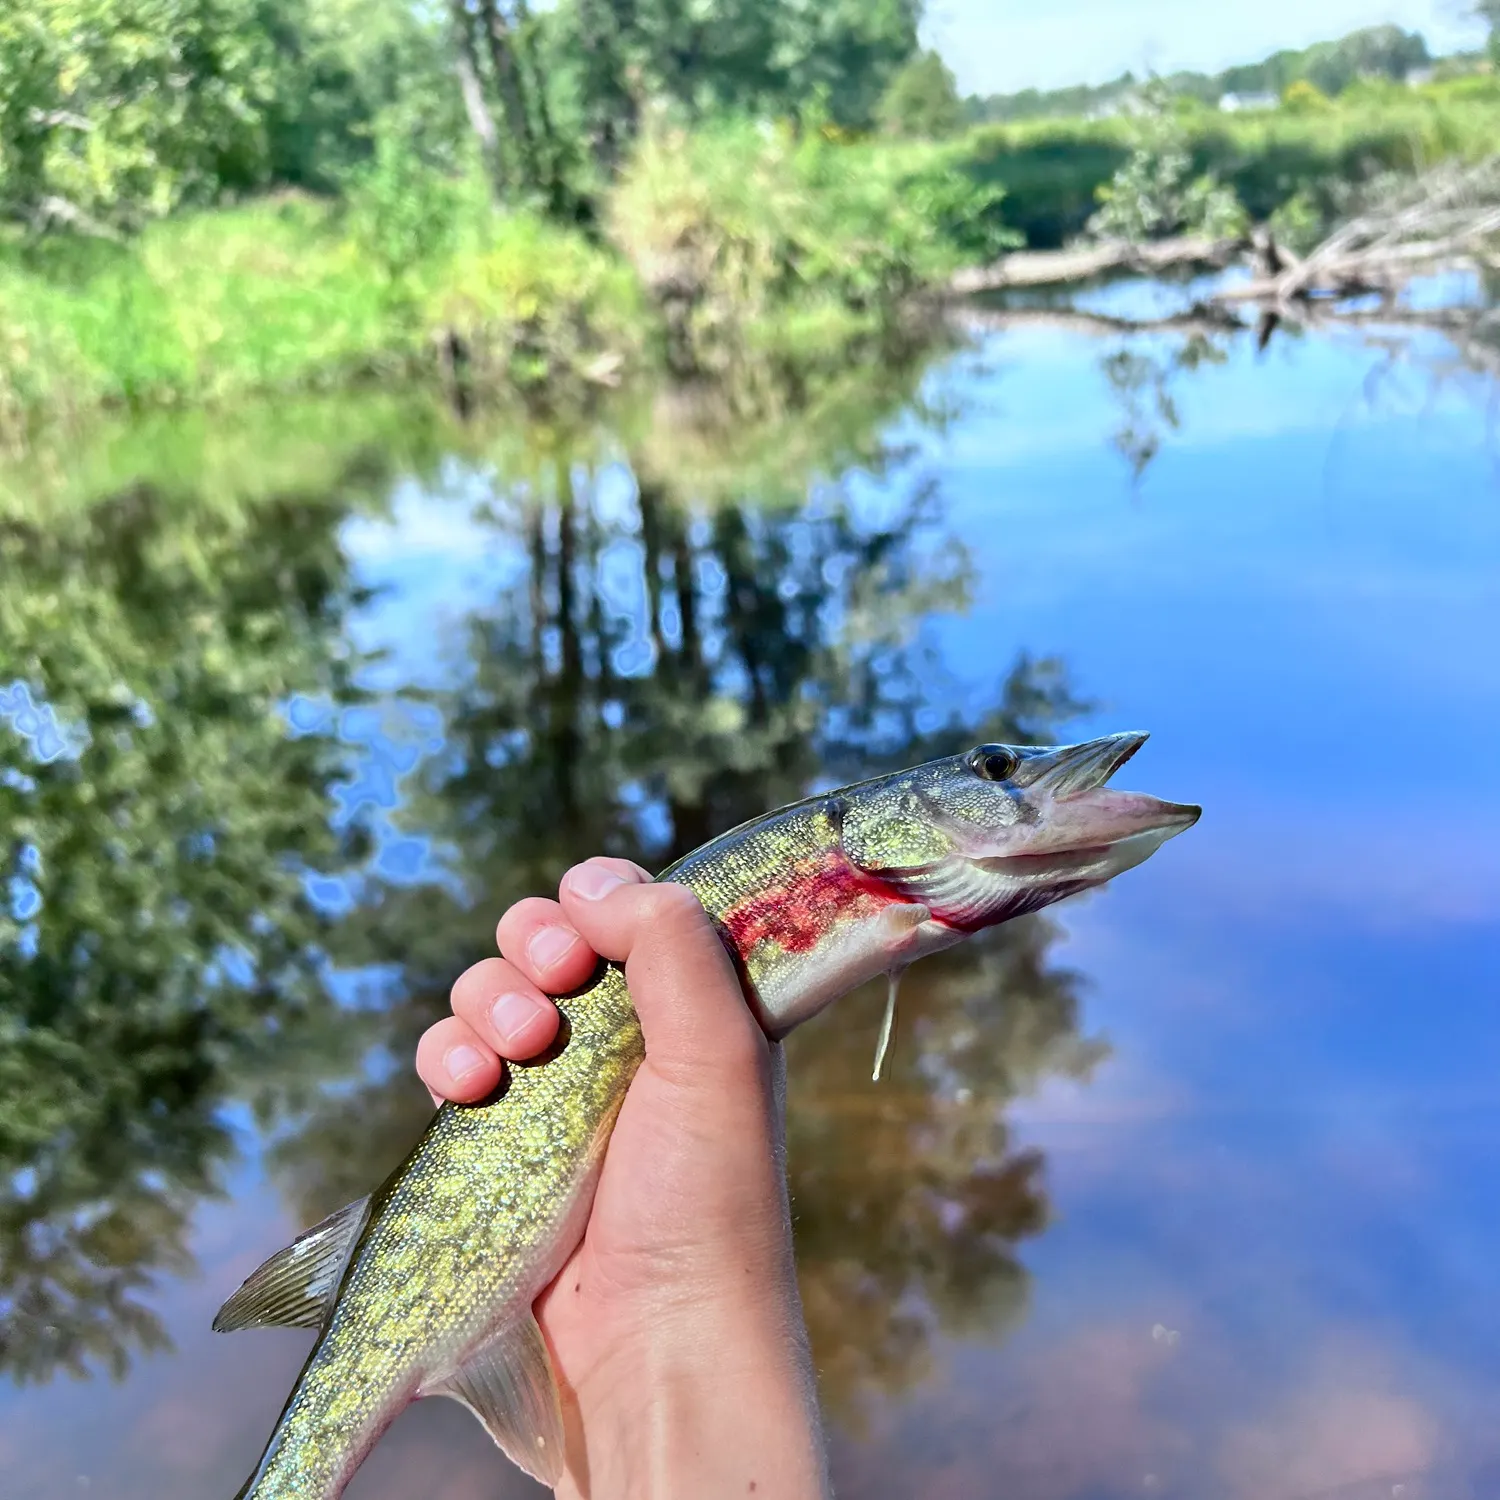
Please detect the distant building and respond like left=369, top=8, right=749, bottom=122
left=1218, top=91, right=1279, bottom=112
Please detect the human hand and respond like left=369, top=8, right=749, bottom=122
left=416, top=858, right=830, bottom=1499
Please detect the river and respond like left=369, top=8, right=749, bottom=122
left=2, top=278, right=1498, bottom=1499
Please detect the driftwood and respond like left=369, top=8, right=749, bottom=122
left=948, top=236, right=1242, bottom=295
left=950, top=159, right=1500, bottom=312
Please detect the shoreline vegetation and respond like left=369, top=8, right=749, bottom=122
left=3, top=4, right=1500, bottom=448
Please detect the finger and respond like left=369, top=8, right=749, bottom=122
left=416, top=1016, right=503, bottom=1103
left=496, top=896, right=598, bottom=994
left=557, top=866, right=765, bottom=1086
left=451, top=957, right=560, bottom=1058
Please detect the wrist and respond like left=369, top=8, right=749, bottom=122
left=562, top=1280, right=829, bottom=1500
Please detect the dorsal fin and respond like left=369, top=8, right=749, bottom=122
left=425, top=1313, right=565, bottom=1486
left=213, top=1196, right=369, bottom=1333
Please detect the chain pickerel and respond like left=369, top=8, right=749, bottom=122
left=217, top=734, right=1198, bottom=1496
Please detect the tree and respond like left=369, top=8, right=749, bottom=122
left=0, top=0, right=282, bottom=231
left=1479, top=2, right=1500, bottom=62
left=877, top=49, right=963, bottom=138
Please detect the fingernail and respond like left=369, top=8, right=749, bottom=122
left=569, top=864, right=626, bottom=901
left=527, top=925, right=579, bottom=971
left=491, top=991, right=548, bottom=1046
left=444, top=1044, right=487, bottom=1084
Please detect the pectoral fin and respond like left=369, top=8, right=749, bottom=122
left=427, top=1313, right=565, bottom=1486
left=213, top=1196, right=369, bottom=1332
left=872, top=967, right=904, bottom=1083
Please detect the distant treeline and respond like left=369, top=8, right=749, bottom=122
left=967, top=24, right=1441, bottom=123
left=0, top=0, right=925, bottom=235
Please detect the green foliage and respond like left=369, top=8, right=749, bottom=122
left=611, top=119, right=1015, bottom=372
left=878, top=49, right=964, bottom=139
left=423, top=210, right=645, bottom=389
left=1282, top=79, right=1334, bottom=113
left=1219, top=23, right=1430, bottom=98
left=969, top=24, right=1433, bottom=123
left=555, top=0, right=921, bottom=139
left=261, top=0, right=463, bottom=191
left=970, top=78, right=1500, bottom=248
left=0, top=195, right=647, bottom=430
left=0, top=0, right=281, bottom=230
left=344, top=119, right=490, bottom=281
left=1088, top=83, right=1249, bottom=243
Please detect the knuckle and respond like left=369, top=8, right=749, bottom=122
left=638, top=881, right=706, bottom=926
left=450, top=956, right=502, bottom=1005
left=498, top=895, right=561, bottom=932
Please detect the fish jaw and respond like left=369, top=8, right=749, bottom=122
left=835, top=733, right=1200, bottom=936
left=672, top=734, right=1200, bottom=1024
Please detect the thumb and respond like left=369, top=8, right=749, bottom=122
left=557, top=859, right=768, bottom=1090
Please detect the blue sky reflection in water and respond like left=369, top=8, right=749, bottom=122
left=2, top=297, right=1499, bottom=1499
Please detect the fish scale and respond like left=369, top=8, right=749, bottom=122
left=233, top=964, right=643, bottom=1497
left=218, top=735, right=1199, bottom=1497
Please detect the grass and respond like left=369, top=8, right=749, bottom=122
left=0, top=124, right=997, bottom=437
left=0, top=193, right=647, bottom=439
left=967, top=76, right=1500, bottom=247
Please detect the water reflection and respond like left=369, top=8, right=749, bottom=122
left=0, top=476, right=393, bottom=1385
left=1101, top=333, right=1229, bottom=479
left=0, top=342, right=1094, bottom=1451
left=13, top=289, right=1491, bottom=1497
left=787, top=918, right=1104, bottom=1423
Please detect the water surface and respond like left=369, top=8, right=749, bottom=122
left=2, top=286, right=1497, bottom=1499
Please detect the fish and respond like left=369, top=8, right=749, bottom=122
left=216, top=732, right=1198, bottom=1497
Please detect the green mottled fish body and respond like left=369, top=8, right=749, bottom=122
left=231, top=967, right=642, bottom=1497
left=222, top=737, right=1199, bottom=1497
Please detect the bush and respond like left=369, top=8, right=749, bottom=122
left=968, top=78, right=1500, bottom=247
left=610, top=117, right=1017, bottom=370
left=0, top=193, right=647, bottom=434
left=1088, top=82, right=1248, bottom=242
left=421, top=211, right=644, bottom=388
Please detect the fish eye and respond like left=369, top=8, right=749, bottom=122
left=969, top=745, right=1020, bottom=782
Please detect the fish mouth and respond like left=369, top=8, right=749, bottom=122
left=1001, top=731, right=1200, bottom=873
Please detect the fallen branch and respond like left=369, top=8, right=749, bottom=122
left=1223, top=158, right=1500, bottom=306
left=30, top=195, right=122, bottom=242
left=948, top=236, right=1242, bottom=295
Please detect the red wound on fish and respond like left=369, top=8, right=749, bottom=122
left=719, top=851, right=906, bottom=957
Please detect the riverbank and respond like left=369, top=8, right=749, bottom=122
left=0, top=196, right=646, bottom=432
left=0, top=126, right=1010, bottom=446
left=5, top=88, right=1499, bottom=445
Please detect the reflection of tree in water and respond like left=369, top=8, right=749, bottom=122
left=0, top=478, right=378, bottom=1382
left=1102, top=332, right=1228, bottom=480
left=280, top=368, right=1104, bottom=1415
left=788, top=918, right=1105, bottom=1422
left=0, top=350, right=1105, bottom=1411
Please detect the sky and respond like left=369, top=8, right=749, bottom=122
left=923, top=0, right=1487, bottom=96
